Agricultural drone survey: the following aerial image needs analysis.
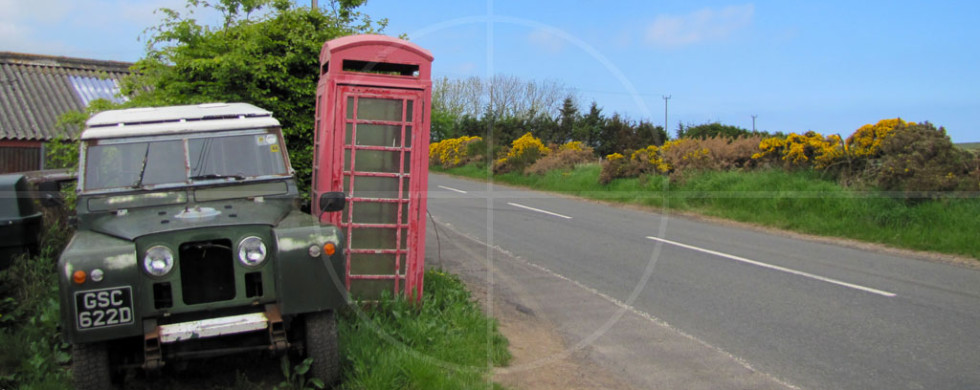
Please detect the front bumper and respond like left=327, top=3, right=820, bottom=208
left=143, top=304, right=288, bottom=370
left=158, top=312, right=269, bottom=343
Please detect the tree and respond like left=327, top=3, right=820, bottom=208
left=596, top=114, right=632, bottom=157
left=431, top=75, right=573, bottom=121
left=635, top=121, right=667, bottom=147
left=429, top=109, right=457, bottom=142
left=677, top=122, right=754, bottom=139
left=573, top=102, right=605, bottom=150
left=121, top=0, right=387, bottom=197
left=554, top=96, right=578, bottom=145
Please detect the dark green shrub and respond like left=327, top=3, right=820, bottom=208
left=873, top=122, right=977, bottom=198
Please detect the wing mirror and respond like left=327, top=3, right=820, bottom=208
left=318, top=192, right=346, bottom=213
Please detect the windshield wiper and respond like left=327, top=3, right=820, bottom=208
left=132, top=144, right=151, bottom=188
left=189, top=173, right=246, bottom=181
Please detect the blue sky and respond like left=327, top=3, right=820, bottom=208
left=3, top=0, right=978, bottom=142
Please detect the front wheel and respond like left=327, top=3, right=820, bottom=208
left=72, top=342, right=113, bottom=390
left=304, top=311, right=340, bottom=385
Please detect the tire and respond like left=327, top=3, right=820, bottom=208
left=72, top=342, right=113, bottom=390
left=304, top=310, right=340, bottom=385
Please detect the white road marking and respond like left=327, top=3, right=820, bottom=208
left=437, top=185, right=468, bottom=194
left=645, top=236, right=897, bottom=298
left=507, top=202, right=573, bottom=220
left=433, top=218, right=801, bottom=389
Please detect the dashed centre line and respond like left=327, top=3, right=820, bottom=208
left=507, top=202, right=573, bottom=220
left=437, top=185, right=468, bottom=194
left=646, top=236, right=897, bottom=298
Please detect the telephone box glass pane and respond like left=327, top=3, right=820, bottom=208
left=346, top=97, right=354, bottom=119
left=345, top=123, right=353, bottom=145
left=351, top=201, right=401, bottom=224
left=349, top=279, right=395, bottom=300
left=355, top=124, right=401, bottom=147
left=353, top=150, right=399, bottom=172
left=351, top=176, right=399, bottom=199
left=405, top=126, right=412, bottom=147
left=350, top=227, right=397, bottom=249
left=357, top=98, right=402, bottom=121
left=406, top=100, right=413, bottom=121
left=350, top=253, right=396, bottom=275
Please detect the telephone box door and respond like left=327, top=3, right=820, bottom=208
left=329, top=86, right=427, bottom=300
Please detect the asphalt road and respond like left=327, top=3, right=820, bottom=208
left=426, top=173, right=980, bottom=390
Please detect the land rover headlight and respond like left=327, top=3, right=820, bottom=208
left=143, top=246, right=175, bottom=277
left=238, top=236, right=267, bottom=267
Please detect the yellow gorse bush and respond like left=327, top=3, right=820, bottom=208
left=505, top=132, right=550, bottom=161
left=846, top=118, right=912, bottom=158
left=752, top=118, right=911, bottom=170
left=559, top=141, right=584, bottom=152
left=492, top=132, right=550, bottom=174
left=429, top=135, right=482, bottom=168
left=753, top=131, right=843, bottom=169
left=630, top=144, right=671, bottom=173
left=606, top=153, right=625, bottom=161
left=660, top=138, right=712, bottom=173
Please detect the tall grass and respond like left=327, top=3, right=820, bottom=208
left=0, top=215, right=72, bottom=389
left=441, top=164, right=980, bottom=259
left=339, top=270, right=510, bottom=390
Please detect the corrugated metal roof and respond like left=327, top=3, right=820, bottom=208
left=0, top=52, right=133, bottom=141
left=68, top=75, right=128, bottom=106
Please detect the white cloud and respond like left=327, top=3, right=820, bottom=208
left=527, top=28, right=565, bottom=54
left=0, top=0, right=69, bottom=53
left=0, top=19, right=72, bottom=55
left=645, top=4, right=755, bottom=48
left=0, top=0, right=73, bottom=23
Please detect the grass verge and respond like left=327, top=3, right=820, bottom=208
left=339, top=270, right=511, bottom=389
left=438, top=163, right=980, bottom=259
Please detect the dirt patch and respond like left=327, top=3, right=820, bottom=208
left=459, top=275, right=638, bottom=390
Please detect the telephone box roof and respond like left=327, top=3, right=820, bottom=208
left=320, top=35, right=433, bottom=84
left=320, top=34, right=433, bottom=63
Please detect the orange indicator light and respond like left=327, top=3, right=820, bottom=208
left=73, top=270, right=86, bottom=284
left=323, top=242, right=336, bottom=256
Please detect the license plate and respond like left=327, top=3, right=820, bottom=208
left=75, top=287, right=134, bottom=330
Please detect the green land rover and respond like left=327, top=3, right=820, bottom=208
left=59, top=103, right=347, bottom=389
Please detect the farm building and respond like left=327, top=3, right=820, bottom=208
left=0, top=52, right=132, bottom=173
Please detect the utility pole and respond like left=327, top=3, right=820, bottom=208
left=312, top=0, right=317, bottom=8
left=751, top=114, right=757, bottom=133
left=663, top=95, right=671, bottom=135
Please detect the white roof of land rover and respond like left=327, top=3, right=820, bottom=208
left=81, top=103, right=280, bottom=140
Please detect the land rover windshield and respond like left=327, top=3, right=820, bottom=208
left=82, top=129, right=290, bottom=192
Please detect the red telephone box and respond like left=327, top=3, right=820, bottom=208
left=312, top=35, right=433, bottom=300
